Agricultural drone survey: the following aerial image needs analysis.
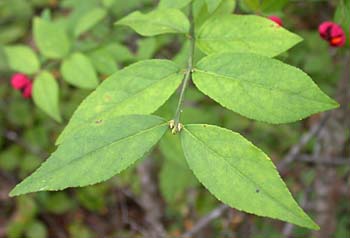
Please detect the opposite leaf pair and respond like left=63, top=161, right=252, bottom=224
left=9, top=112, right=319, bottom=230
left=10, top=53, right=332, bottom=230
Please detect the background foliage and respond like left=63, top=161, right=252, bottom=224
left=0, top=0, right=349, bottom=238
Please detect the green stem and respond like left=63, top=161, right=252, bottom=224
left=172, top=3, right=195, bottom=133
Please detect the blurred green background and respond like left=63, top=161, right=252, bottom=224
left=0, top=0, right=349, bottom=237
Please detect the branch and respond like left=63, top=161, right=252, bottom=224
left=137, top=158, right=167, bottom=238
left=172, top=3, right=195, bottom=134
left=181, top=204, right=229, bottom=238
left=296, top=155, right=350, bottom=166
left=277, top=114, right=330, bottom=172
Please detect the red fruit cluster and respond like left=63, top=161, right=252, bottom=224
left=318, top=21, right=346, bottom=47
left=11, top=73, right=33, bottom=99
left=268, top=16, right=283, bottom=27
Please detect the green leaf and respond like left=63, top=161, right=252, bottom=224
left=194, top=0, right=236, bottom=28
left=10, top=115, right=168, bottom=196
left=88, top=50, right=119, bottom=75
left=26, top=221, right=47, bottom=238
left=136, top=38, right=158, bottom=60
left=0, top=146, right=21, bottom=172
left=33, top=71, right=62, bottom=122
left=116, top=8, right=190, bottom=36
left=158, top=0, right=192, bottom=9
left=197, top=14, right=302, bottom=57
left=160, top=159, right=196, bottom=204
left=4, top=45, right=40, bottom=74
left=33, top=18, right=70, bottom=59
left=159, top=132, right=197, bottom=203
left=192, top=53, right=338, bottom=123
left=0, top=25, right=26, bottom=45
left=181, top=124, right=319, bottom=229
left=57, top=59, right=183, bottom=144
left=103, top=43, right=134, bottom=63
left=241, top=0, right=288, bottom=13
left=205, top=0, right=222, bottom=13
left=74, top=8, right=107, bottom=37
left=61, top=52, right=99, bottom=89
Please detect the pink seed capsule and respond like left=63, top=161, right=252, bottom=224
left=11, top=73, right=31, bottom=90
left=268, top=16, right=283, bottom=26
left=22, top=82, right=32, bottom=99
left=318, top=21, right=346, bottom=47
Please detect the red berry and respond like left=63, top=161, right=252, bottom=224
left=268, top=16, right=283, bottom=26
left=22, top=82, right=32, bottom=99
left=318, top=21, right=346, bottom=47
left=11, top=73, right=31, bottom=90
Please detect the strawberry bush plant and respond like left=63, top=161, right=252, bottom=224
left=4, top=0, right=346, bottom=233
